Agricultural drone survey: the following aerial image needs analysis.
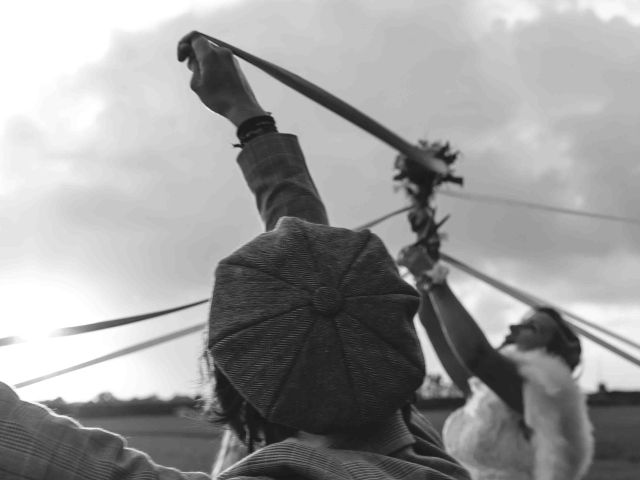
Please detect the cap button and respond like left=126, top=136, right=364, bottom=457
left=312, top=286, right=343, bottom=316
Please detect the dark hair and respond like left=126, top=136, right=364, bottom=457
left=206, top=360, right=296, bottom=452
left=534, top=306, right=582, bottom=371
left=201, top=350, right=417, bottom=451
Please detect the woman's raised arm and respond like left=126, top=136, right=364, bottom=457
left=418, top=293, right=472, bottom=396
left=400, top=244, right=524, bottom=414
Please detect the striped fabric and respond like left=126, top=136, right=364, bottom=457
left=0, top=382, right=209, bottom=480
left=219, top=408, right=470, bottom=480
left=0, top=133, right=470, bottom=479
left=0, top=382, right=468, bottom=480
left=236, top=133, right=329, bottom=230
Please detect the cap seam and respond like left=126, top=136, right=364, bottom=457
left=343, top=310, right=425, bottom=372
left=221, top=261, right=312, bottom=294
left=300, top=221, right=323, bottom=284
left=266, top=317, right=319, bottom=421
left=211, top=303, right=310, bottom=342
left=331, top=317, right=363, bottom=424
left=337, top=231, right=372, bottom=290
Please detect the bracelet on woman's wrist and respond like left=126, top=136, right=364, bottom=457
left=235, top=115, right=278, bottom=147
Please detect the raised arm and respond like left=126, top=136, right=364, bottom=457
left=419, top=292, right=472, bottom=396
left=178, top=31, right=328, bottom=230
left=235, top=134, right=328, bottom=229
left=399, top=244, right=524, bottom=414
left=399, top=246, right=471, bottom=395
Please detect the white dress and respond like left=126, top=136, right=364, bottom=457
left=442, top=346, right=594, bottom=480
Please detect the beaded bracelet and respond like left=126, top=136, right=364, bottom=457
left=235, top=115, right=278, bottom=147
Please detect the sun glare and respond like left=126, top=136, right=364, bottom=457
left=0, top=0, right=244, bottom=125
left=0, top=274, right=97, bottom=339
left=0, top=272, right=107, bottom=393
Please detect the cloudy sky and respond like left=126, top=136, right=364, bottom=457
left=1, top=0, right=639, bottom=402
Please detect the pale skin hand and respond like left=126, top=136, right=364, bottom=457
left=177, top=31, right=268, bottom=127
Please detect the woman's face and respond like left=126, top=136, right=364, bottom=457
left=504, top=310, right=558, bottom=351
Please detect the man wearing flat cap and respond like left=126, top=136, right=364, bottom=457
left=0, top=31, right=470, bottom=480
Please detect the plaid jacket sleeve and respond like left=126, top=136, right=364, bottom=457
left=237, top=133, right=329, bottom=230
left=0, top=382, right=211, bottom=480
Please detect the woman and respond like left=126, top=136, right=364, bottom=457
left=399, top=244, right=594, bottom=480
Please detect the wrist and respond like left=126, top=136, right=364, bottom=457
left=397, top=245, right=435, bottom=274
left=416, top=262, right=449, bottom=293
left=226, top=105, right=269, bottom=128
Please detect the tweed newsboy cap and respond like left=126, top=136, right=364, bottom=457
left=208, top=217, right=425, bottom=433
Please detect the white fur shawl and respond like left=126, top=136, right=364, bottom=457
left=504, top=347, right=594, bottom=480
left=443, top=347, right=594, bottom=480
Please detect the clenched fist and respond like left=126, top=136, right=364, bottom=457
left=178, top=31, right=268, bottom=127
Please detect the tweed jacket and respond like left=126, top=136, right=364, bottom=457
left=236, top=132, right=329, bottom=230
left=0, top=133, right=469, bottom=480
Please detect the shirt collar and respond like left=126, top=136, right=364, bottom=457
left=324, top=409, right=415, bottom=455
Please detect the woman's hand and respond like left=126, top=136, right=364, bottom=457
left=398, top=244, right=435, bottom=277
left=398, top=244, right=449, bottom=292
left=177, top=31, right=268, bottom=127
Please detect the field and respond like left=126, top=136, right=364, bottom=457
left=81, top=406, right=640, bottom=479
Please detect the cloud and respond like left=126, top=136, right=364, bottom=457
left=1, top=0, right=638, bottom=394
left=362, top=10, right=640, bottom=311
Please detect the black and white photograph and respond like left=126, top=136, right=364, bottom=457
left=0, top=1, right=638, bottom=478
